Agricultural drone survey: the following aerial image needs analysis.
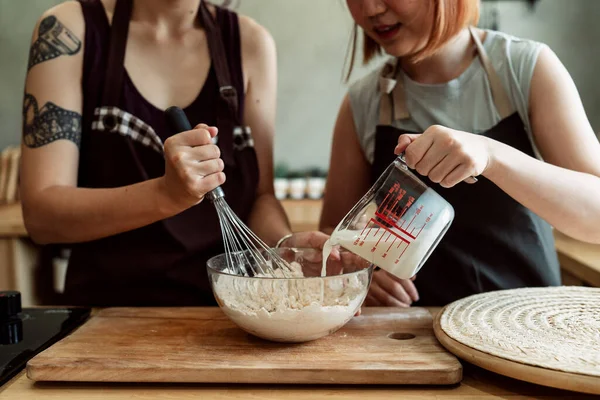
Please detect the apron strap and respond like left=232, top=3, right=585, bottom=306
left=101, top=0, right=152, bottom=180
left=198, top=1, right=238, bottom=167
left=102, top=0, right=132, bottom=106
left=468, top=26, right=514, bottom=119
left=379, top=26, right=515, bottom=125
left=378, top=59, right=409, bottom=125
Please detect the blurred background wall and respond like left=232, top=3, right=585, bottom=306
left=1, top=0, right=599, bottom=171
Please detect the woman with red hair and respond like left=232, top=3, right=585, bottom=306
left=320, top=0, right=600, bottom=306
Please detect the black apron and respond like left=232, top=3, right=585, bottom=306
left=62, top=0, right=259, bottom=306
left=372, top=27, right=560, bottom=306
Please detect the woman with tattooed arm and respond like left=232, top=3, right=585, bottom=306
left=21, top=0, right=326, bottom=306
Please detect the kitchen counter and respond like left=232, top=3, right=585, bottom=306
left=0, top=203, right=27, bottom=237
left=1, top=367, right=596, bottom=399
left=0, top=307, right=595, bottom=399
left=554, top=230, right=600, bottom=287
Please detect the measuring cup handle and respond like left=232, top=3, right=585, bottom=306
left=397, top=153, right=478, bottom=184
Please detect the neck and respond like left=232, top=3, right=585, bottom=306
left=400, top=28, right=477, bottom=84
left=132, top=0, right=202, bottom=32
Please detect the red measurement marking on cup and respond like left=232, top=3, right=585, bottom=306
left=406, top=204, right=424, bottom=230
left=398, top=241, right=409, bottom=259
left=364, top=223, right=381, bottom=240
left=374, top=212, right=416, bottom=240
left=377, top=184, right=410, bottom=222
left=364, top=218, right=410, bottom=245
left=416, top=213, right=434, bottom=238
left=382, top=191, right=406, bottom=220
left=384, top=232, right=392, bottom=242
left=387, top=236, right=396, bottom=252
left=392, top=242, right=410, bottom=264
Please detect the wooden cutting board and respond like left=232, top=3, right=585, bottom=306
left=26, top=307, right=462, bottom=385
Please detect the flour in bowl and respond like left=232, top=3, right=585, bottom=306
left=212, top=262, right=367, bottom=342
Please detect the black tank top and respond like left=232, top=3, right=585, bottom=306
left=62, top=0, right=259, bottom=306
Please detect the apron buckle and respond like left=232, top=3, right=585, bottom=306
left=219, top=85, right=237, bottom=100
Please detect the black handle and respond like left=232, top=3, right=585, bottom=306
left=165, top=106, right=192, bottom=134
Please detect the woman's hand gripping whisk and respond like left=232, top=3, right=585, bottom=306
left=159, top=111, right=225, bottom=213
left=165, top=107, right=295, bottom=278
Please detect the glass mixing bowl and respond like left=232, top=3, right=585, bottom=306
left=207, top=247, right=373, bottom=343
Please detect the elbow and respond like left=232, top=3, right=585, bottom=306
left=559, top=223, right=600, bottom=245
left=23, top=216, right=53, bottom=245
left=588, top=231, right=600, bottom=245
left=22, top=202, right=62, bottom=245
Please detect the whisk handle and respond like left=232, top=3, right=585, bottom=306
left=165, top=106, right=225, bottom=201
left=165, top=106, right=193, bottom=133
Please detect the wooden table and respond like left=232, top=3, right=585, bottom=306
left=1, top=308, right=597, bottom=399
left=1, top=366, right=597, bottom=399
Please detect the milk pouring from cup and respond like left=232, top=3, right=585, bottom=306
left=324, top=157, right=454, bottom=279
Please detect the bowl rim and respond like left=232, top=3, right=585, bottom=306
left=206, top=247, right=373, bottom=281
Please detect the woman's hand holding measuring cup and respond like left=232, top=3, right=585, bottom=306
left=160, top=124, right=225, bottom=212
left=395, top=125, right=494, bottom=188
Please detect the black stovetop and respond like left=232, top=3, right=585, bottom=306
left=0, top=300, right=90, bottom=387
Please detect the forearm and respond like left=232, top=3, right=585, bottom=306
left=484, top=140, right=600, bottom=243
left=247, top=193, right=291, bottom=247
left=23, top=177, right=183, bottom=244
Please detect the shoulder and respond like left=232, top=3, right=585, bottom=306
left=32, top=1, right=85, bottom=41
left=485, top=30, right=547, bottom=80
left=238, top=15, right=276, bottom=61
left=347, top=62, right=388, bottom=117
left=345, top=62, right=388, bottom=153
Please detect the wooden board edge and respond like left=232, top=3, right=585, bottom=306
left=25, top=365, right=462, bottom=385
left=432, top=307, right=600, bottom=395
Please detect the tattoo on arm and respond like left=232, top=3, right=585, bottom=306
left=23, top=93, right=82, bottom=148
left=28, top=15, right=81, bottom=71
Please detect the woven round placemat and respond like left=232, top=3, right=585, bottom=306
left=439, top=286, right=600, bottom=377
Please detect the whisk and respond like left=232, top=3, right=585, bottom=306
left=165, top=107, right=294, bottom=278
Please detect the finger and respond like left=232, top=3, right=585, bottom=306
left=324, top=259, right=344, bottom=276
left=369, top=281, right=410, bottom=307
left=365, top=294, right=381, bottom=307
left=414, top=144, right=448, bottom=177
left=427, top=153, right=460, bottom=184
left=326, top=246, right=342, bottom=262
left=193, top=171, right=226, bottom=195
left=411, top=274, right=417, bottom=281
left=191, top=158, right=225, bottom=177
left=340, top=250, right=366, bottom=268
left=440, top=164, right=472, bottom=188
left=400, top=279, right=420, bottom=302
left=168, top=128, right=214, bottom=147
left=299, top=231, right=331, bottom=251
left=402, top=135, right=435, bottom=169
left=381, top=269, right=407, bottom=285
left=182, top=170, right=226, bottom=197
left=394, top=133, right=421, bottom=155
left=194, top=124, right=218, bottom=138
left=376, top=274, right=413, bottom=305
left=188, top=144, right=222, bottom=162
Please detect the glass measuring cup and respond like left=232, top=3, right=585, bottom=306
left=329, top=157, right=454, bottom=279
